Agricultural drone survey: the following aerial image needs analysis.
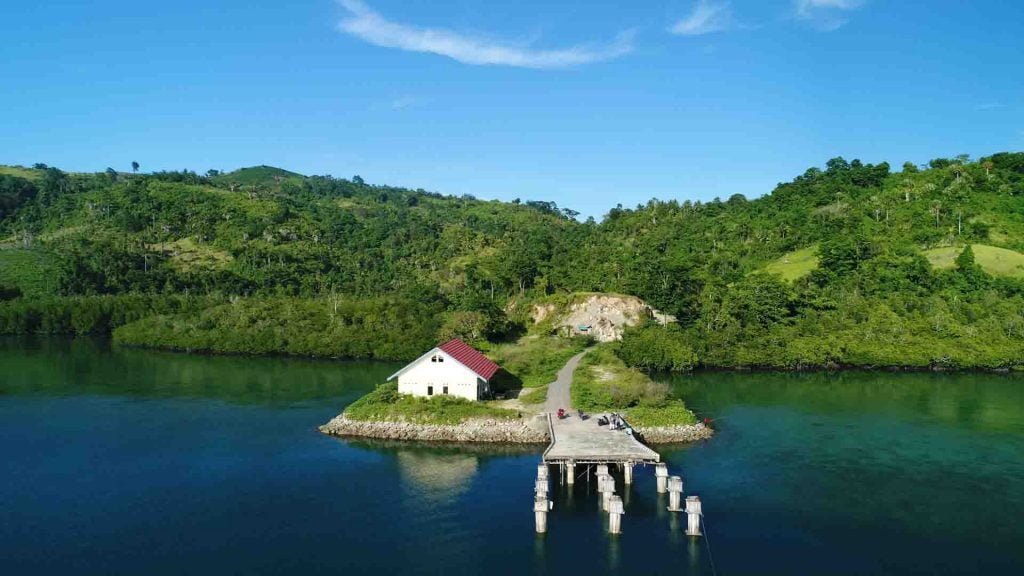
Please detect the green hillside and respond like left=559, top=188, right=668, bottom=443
left=0, top=166, right=42, bottom=182
left=210, top=165, right=304, bottom=188
left=1, top=152, right=1023, bottom=369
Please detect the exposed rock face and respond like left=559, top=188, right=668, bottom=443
left=634, top=423, right=714, bottom=444
left=536, top=294, right=676, bottom=342
left=320, top=415, right=550, bottom=444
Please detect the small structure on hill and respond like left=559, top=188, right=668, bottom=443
left=387, top=339, right=500, bottom=401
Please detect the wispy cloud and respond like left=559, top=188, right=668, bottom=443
left=388, top=96, right=419, bottom=110
left=794, top=0, right=864, bottom=31
left=337, top=0, right=634, bottom=69
left=975, top=103, right=1005, bottom=111
left=670, top=1, right=734, bottom=36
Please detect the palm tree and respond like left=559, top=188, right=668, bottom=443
left=131, top=161, right=139, bottom=173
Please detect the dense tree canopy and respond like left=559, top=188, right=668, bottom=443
left=1, top=153, right=1023, bottom=367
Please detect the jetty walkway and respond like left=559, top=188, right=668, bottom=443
left=541, top=350, right=660, bottom=465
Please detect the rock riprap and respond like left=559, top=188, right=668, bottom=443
left=320, top=415, right=550, bottom=444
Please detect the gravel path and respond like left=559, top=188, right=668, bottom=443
left=545, top=350, right=588, bottom=414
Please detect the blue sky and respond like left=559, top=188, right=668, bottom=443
left=1, top=0, right=1022, bottom=218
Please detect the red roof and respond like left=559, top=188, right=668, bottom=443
left=438, top=339, right=501, bottom=381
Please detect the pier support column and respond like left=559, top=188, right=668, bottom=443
left=566, top=461, right=575, bottom=485
left=534, top=496, right=550, bottom=534
left=685, top=496, right=702, bottom=537
left=596, top=464, right=609, bottom=477
left=623, top=462, right=634, bottom=485
left=608, top=496, right=624, bottom=534
left=598, top=474, right=615, bottom=511
left=667, top=476, right=684, bottom=512
left=655, top=463, right=669, bottom=494
left=535, top=479, right=549, bottom=497
left=537, top=464, right=549, bottom=482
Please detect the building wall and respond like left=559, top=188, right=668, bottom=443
left=396, top=350, right=486, bottom=400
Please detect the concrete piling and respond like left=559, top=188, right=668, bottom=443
left=598, top=474, right=614, bottom=511
left=566, top=461, right=575, bottom=485
left=537, top=464, right=548, bottom=482
left=655, top=463, right=669, bottom=493
left=596, top=464, right=609, bottom=477
left=608, top=496, right=624, bottom=534
left=685, top=496, right=702, bottom=536
left=534, top=496, right=550, bottom=534
left=535, top=478, right=549, bottom=496
left=623, top=462, right=633, bottom=485
left=667, top=476, right=684, bottom=512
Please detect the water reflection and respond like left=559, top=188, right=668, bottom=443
left=660, top=369, right=1024, bottom=435
left=0, top=336, right=397, bottom=406
left=397, top=450, right=479, bottom=502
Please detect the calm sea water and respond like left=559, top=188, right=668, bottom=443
left=2, top=338, right=1023, bottom=575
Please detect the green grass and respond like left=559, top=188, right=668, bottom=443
left=0, top=249, right=58, bottom=296
left=0, top=165, right=41, bottom=181
left=924, top=244, right=1024, bottom=278
left=572, top=345, right=696, bottom=427
left=762, top=246, right=820, bottom=281
left=343, top=382, right=522, bottom=425
left=486, top=335, right=590, bottom=389
left=148, top=237, right=233, bottom=271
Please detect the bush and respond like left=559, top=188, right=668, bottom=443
left=344, top=382, right=520, bottom=424
left=113, top=295, right=442, bottom=361
left=572, top=345, right=696, bottom=426
left=617, top=323, right=697, bottom=371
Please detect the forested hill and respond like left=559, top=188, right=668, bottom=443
left=2, top=153, right=1024, bottom=369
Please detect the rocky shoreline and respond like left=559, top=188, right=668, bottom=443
left=319, top=414, right=550, bottom=444
left=320, top=413, right=713, bottom=445
left=635, top=422, right=714, bottom=444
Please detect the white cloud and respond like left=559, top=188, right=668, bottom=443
left=794, top=0, right=864, bottom=30
left=337, top=0, right=634, bottom=69
left=670, top=1, right=733, bottom=36
left=975, top=103, right=1005, bottom=111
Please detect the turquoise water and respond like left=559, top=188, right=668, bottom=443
left=2, top=338, right=1023, bottom=575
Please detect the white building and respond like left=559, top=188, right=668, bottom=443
left=387, top=339, right=500, bottom=401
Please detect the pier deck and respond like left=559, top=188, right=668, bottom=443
left=543, top=414, right=660, bottom=464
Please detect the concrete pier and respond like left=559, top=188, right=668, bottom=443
left=534, top=496, right=550, bottom=534
left=685, top=496, right=702, bottom=536
left=608, top=496, right=624, bottom=534
left=598, top=474, right=614, bottom=511
left=565, top=461, right=575, bottom=485
left=667, top=476, right=684, bottom=512
left=655, top=463, right=669, bottom=493
left=535, top=479, right=549, bottom=497
left=623, top=462, right=633, bottom=485
left=537, top=464, right=548, bottom=482
left=596, top=464, right=609, bottom=477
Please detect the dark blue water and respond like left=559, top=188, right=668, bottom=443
left=2, top=338, right=1023, bottom=575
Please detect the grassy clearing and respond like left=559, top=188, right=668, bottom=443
left=0, top=165, right=41, bottom=181
left=572, top=345, right=696, bottom=427
left=924, top=244, right=1024, bottom=278
left=486, top=335, right=590, bottom=389
left=344, top=383, right=522, bottom=425
left=762, top=246, right=820, bottom=282
left=148, top=237, right=233, bottom=271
